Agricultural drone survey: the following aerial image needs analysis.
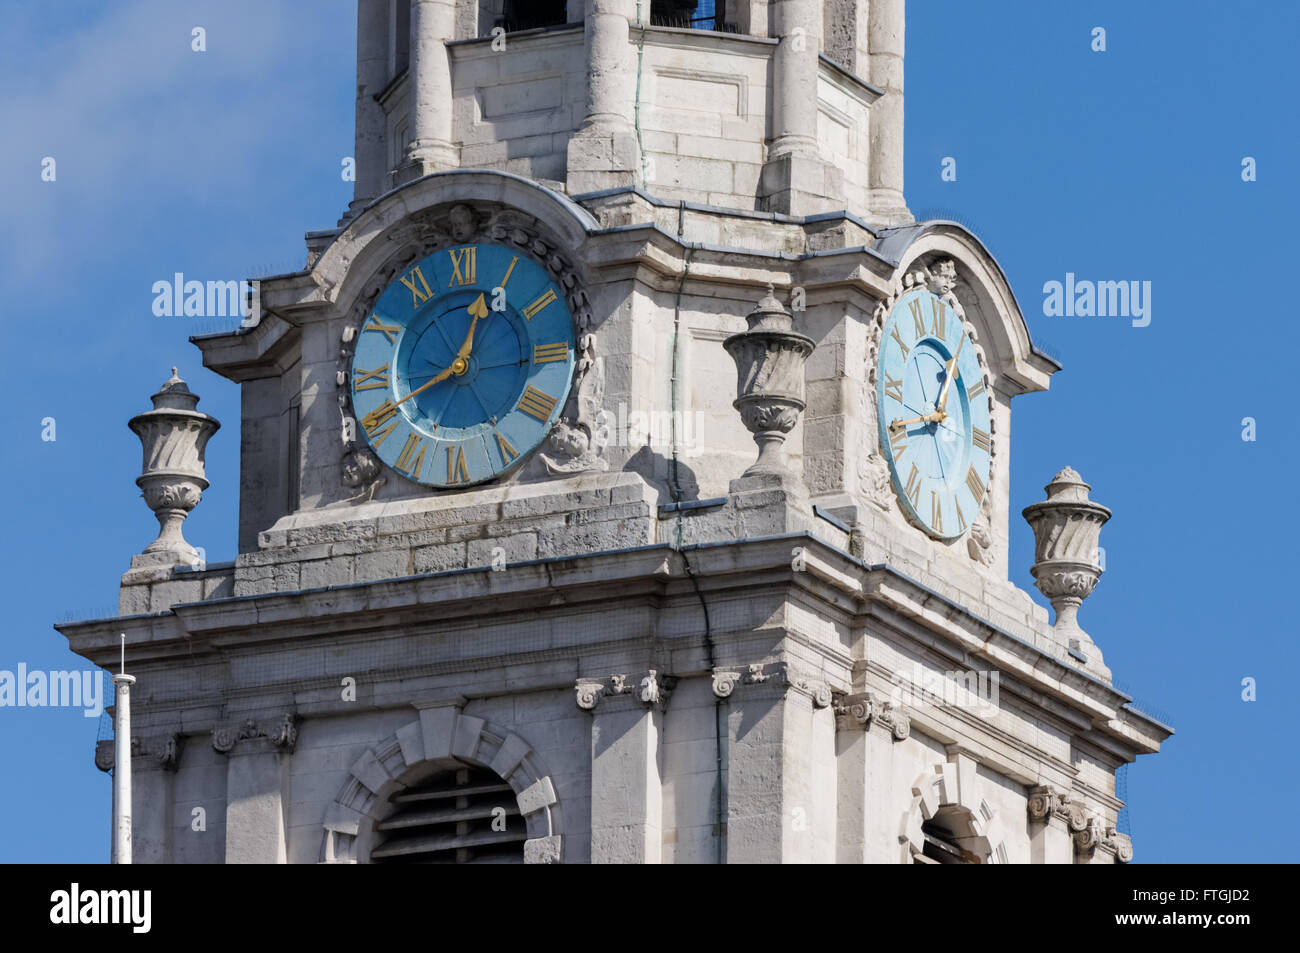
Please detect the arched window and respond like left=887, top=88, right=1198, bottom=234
left=370, top=761, right=528, bottom=863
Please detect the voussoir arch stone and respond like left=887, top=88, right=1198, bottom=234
left=899, top=760, right=1009, bottom=864
left=313, top=169, right=600, bottom=319
left=874, top=220, right=1058, bottom=395
left=319, top=709, right=563, bottom=864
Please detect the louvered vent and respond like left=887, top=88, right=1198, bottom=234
left=371, top=764, right=527, bottom=864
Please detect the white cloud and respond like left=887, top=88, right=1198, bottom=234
left=0, top=0, right=354, bottom=283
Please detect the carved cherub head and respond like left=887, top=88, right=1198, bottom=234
left=448, top=204, right=477, bottom=242
left=926, top=259, right=959, bottom=297
left=546, top=420, right=589, bottom=458
left=341, top=447, right=381, bottom=488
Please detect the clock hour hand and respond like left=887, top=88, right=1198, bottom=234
left=394, top=294, right=490, bottom=408
left=888, top=411, right=944, bottom=432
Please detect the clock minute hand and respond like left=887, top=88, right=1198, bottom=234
left=457, top=293, right=490, bottom=360
left=394, top=363, right=455, bottom=406
left=936, top=336, right=965, bottom=414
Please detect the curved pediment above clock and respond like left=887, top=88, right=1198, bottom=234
left=299, top=170, right=600, bottom=321
left=873, top=221, right=1059, bottom=396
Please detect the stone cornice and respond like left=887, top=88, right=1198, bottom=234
left=54, top=533, right=1170, bottom=758
left=190, top=310, right=300, bottom=383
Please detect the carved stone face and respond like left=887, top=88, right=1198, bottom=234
left=927, top=260, right=958, bottom=297
left=342, top=448, right=380, bottom=488
left=547, top=421, right=588, bottom=458
left=448, top=204, right=477, bottom=242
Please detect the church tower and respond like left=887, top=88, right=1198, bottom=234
left=59, top=0, right=1170, bottom=863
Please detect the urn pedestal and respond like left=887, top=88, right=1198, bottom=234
left=127, top=369, right=221, bottom=566
left=1022, top=466, right=1112, bottom=679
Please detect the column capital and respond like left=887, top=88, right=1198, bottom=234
left=211, top=712, right=299, bottom=755
left=1028, top=786, right=1133, bottom=863
left=576, top=670, right=676, bottom=712
left=833, top=691, right=910, bottom=740
left=711, top=661, right=835, bottom=708
left=95, top=733, right=180, bottom=773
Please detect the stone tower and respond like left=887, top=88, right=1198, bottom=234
left=58, top=0, right=1169, bottom=864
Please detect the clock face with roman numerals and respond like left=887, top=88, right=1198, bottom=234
left=350, top=242, right=576, bottom=488
left=876, top=288, right=991, bottom=540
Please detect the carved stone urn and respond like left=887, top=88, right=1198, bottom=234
left=128, top=368, right=221, bottom=563
left=1022, top=466, right=1111, bottom=674
left=723, top=286, right=815, bottom=479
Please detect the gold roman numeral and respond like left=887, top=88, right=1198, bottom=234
left=364, top=314, right=401, bottom=344
left=393, top=434, right=427, bottom=477
left=904, top=463, right=922, bottom=508
left=955, top=500, right=967, bottom=533
left=448, top=247, right=477, bottom=287
left=930, top=491, right=944, bottom=534
left=888, top=426, right=907, bottom=460
left=517, top=385, right=557, bottom=421
left=930, top=299, right=946, bottom=339
left=965, top=466, right=986, bottom=505
left=400, top=265, right=434, bottom=309
left=495, top=433, right=518, bottom=465
left=967, top=376, right=986, bottom=398
left=359, top=399, right=399, bottom=448
left=884, top=374, right=904, bottom=404
left=533, top=342, right=568, bottom=364
left=499, top=256, right=519, bottom=290
left=522, top=288, right=557, bottom=320
left=446, top=444, right=469, bottom=484
left=889, top=325, right=910, bottom=358
left=908, top=298, right=927, bottom=337
left=354, top=364, right=389, bottom=392
left=972, top=426, right=992, bottom=453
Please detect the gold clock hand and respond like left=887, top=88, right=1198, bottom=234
left=393, top=293, right=491, bottom=408
left=457, top=293, right=490, bottom=360
left=889, top=411, right=944, bottom=432
left=394, top=364, right=455, bottom=406
left=936, top=336, right=965, bottom=415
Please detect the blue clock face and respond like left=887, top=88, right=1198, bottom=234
left=877, top=288, right=992, bottom=539
left=350, top=242, right=576, bottom=488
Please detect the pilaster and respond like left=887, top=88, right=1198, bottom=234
left=577, top=671, right=672, bottom=863
left=213, top=714, right=298, bottom=865
left=834, top=691, right=911, bottom=863
left=712, top=662, right=835, bottom=863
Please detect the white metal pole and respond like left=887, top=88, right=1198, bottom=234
left=112, top=634, right=135, bottom=864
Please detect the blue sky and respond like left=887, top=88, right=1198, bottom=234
left=0, top=0, right=1294, bottom=863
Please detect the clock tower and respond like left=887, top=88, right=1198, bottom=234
left=59, top=0, right=1170, bottom=864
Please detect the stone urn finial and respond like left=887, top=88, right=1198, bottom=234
left=723, top=285, right=815, bottom=479
left=1022, top=466, right=1112, bottom=676
left=128, top=368, right=220, bottom=563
